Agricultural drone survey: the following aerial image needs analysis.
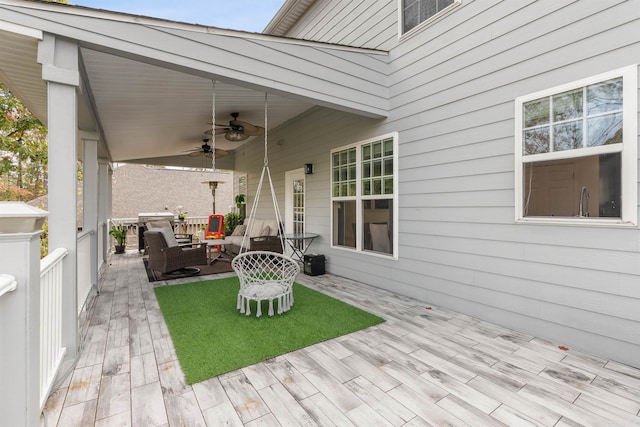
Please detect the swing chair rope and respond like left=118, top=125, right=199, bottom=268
left=239, top=93, right=289, bottom=257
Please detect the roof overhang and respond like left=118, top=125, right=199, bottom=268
left=0, top=0, right=389, bottom=168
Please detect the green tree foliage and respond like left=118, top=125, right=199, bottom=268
left=0, top=82, right=48, bottom=201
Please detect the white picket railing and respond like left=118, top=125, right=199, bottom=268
left=39, top=248, right=68, bottom=410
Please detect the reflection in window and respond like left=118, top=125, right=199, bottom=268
left=333, top=201, right=356, bottom=248
left=402, top=0, right=457, bottom=33
left=523, top=153, right=621, bottom=218
left=363, top=200, right=393, bottom=254
left=522, top=77, right=623, bottom=156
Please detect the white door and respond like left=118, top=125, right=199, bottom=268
left=285, top=169, right=305, bottom=251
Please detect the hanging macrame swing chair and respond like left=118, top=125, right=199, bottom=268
left=231, top=94, right=300, bottom=317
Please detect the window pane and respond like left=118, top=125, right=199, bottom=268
left=587, top=112, right=623, bottom=147
left=371, top=160, right=381, bottom=177
left=384, top=158, right=393, bottom=175
left=403, top=1, right=419, bottom=32
left=349, top=182, right=356, bottom=196
left=587, top=78, right=623, bottom=115
left=522, top=153, right=621, bottom=218
left=333, top=167, right=339, bottom=182
left=340, top=167, right=347, bottom=181
left=362, top=162, right=371, bottom=178
left=373, top=142, right=382, bottom=158
left=384, top=178, right=394, bottom=194
left=553, top=120, right=583, bottom=151
left=524, top=98, right=549, bottom=127
left=348, top=148, right=356, bottom=163
left=333, top=201, right=356, bottom=248
left=340, top=151, right=347, bottom=164
left=373, top=179, right=382, bottom=195
left=332, top=183, right=339, bottom=197
left=362, top=145, right=371, bottom=161
left=363, top=180, right=371, bottom=196
left=524, top=127, right=550, bottom=155
left=553, top=89, right=583, bottom=121
left=332, top=152, right=340, bottom=166
left=363, top=199, right=393, bottom=254
left=384, top=138, right=393, bottom=156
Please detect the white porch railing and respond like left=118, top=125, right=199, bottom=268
left=77, top=230, right=93, bottom=314
left=113, top=216, right=210, bottom=249
left=39, top=247, right=68, bottom=410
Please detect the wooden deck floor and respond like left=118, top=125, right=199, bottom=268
left=43, top=251, right=640, bottom=426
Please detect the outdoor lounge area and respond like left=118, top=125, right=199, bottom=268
left=41, top=251, right=640, bottom=426
left=3, top=0, right=640, bottom=425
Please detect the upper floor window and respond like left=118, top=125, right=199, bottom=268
left=331, top=133, right=398, bottom=258
left=402, top=0, right=459, bottom=34
left=514, top=66, right=637, bottom=225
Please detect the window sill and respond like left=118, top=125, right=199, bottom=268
left=516, top=217, right=637, bottom=228
left=331, top=244, right=398, bottom=260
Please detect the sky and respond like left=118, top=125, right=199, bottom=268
left=71, top=0, right=287, bottom=33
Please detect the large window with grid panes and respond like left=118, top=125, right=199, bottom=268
left=331, top=133, right=398, bottom=257
left=514, top=65, right=637, bottom=224
left=401, top=0, right=460, bottom=34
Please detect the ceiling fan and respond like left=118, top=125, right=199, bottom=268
left=204, top=112, right=265, bottom=142
left=185, top=139, right=228, bottom=158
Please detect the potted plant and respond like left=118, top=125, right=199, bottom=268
left=109, top=223, right=127, bottom=254
left=224, top=212, right=244, bottom=236
left=235, top=194, right=246, bottom=217
left=176, top=206, right=187, bottom=221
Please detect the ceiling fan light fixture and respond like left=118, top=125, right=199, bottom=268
left=225, top=130, right=249, bottom=142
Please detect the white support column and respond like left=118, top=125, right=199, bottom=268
left=98, top=160, right=110, bottom=270
left=38, top=34, right=80, bottom=358
left=82, top=133, right=99, bottom=292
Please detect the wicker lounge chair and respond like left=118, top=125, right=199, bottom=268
left=144, top=230, right=207, bottom=275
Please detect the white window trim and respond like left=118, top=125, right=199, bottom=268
left=514, top=65, right=638, bottom=226
left=330, top=132, right=399, bottom=259
left=398, top=0, right=461, bottom=40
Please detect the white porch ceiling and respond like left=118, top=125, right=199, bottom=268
left=80, top=48, right=313, bottom=165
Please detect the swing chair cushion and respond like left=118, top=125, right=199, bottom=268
left=225, top=218, right=282, bottom=254
left=232, top=251, right=300, bottom=317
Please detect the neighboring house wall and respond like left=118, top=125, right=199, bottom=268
left=244, top=0, right=640, bottom=368
left=111, top=164, right=235, bottom=219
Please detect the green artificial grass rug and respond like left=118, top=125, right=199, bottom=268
left=153, top=277, right=385, bottom=384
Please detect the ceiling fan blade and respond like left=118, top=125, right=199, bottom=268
left=188, top=151, right=202, bottom=157
left=242, top=126, right=265, bottom=137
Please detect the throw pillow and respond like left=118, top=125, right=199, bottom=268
left=159, top=227, right=179, bottom=247
left=231, top=224, right=247, bottom=236
left=261, top=225, right=271, bottom=236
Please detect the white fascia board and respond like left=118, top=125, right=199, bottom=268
left=0, top=19, right=41, bottom=39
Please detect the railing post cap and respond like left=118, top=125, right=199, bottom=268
left=0, top=202, right=48, bottom=233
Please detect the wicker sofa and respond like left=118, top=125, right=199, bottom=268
left=225, top=218, right=283, bottom=255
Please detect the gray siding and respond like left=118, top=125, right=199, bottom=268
left=244, top=0, right=640, bottom=368
left=285, top=0, right=399, bottom=50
